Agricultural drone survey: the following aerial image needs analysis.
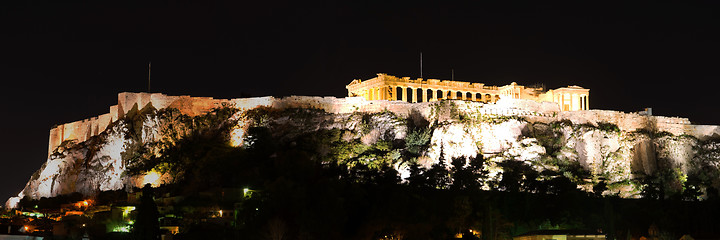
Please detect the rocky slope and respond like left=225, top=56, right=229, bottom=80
left=7, top=97, right=720, bottom=208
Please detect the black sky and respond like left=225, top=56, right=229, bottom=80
left=1, top=1, right=719, bottom=203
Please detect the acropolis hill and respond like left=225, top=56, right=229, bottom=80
left=49, top=73, right=713, bottom=157
left=10, top=73, right=720, bottom=208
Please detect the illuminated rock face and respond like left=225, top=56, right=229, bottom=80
left=7, top=93, right=720, bottom=208
left=9, top=123, right=129, bottom=207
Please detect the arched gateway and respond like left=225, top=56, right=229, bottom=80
left=346, top=73, right=590, bottom=111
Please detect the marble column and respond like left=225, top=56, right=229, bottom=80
left=390, top=86, right=396, bottom=101
left=411, top=88, right=418, bottom=103
left=572, top=94, right=579, bottom=111
left=585, top=95, right=589, bottom=110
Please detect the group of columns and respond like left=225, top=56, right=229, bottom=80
left=557, top=93, right=589, bottom=111
left=362, top=86, right=500, bottom=103
left=580, top=95, right=589, bottom=110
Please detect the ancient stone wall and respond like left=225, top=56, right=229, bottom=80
left=272, top=96, right=432, bottom=117
left=46, top=92, right=716, bottom=157
left=558, top=110, right=693, bottom=136
left=47, top=111, right=116, bottom=156
left=48, top=92, right=229, bottom=156
left=689, top=125, right=720, bottom=141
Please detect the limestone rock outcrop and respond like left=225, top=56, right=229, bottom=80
left=7, top=93, right=720, bottom=208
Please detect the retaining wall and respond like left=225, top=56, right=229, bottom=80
left=46, top=92, right=716, bottom=157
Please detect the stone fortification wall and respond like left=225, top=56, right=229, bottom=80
left=558, top=110, right=694, bottom=136
left=47, top=92, right=716, bottom=157
left=47, top=94, right=443, bottom=156
left=689, top=125, right=720, bottom=141
left=25, top=92, right=720, bottom=208
left=48, top=92, right=231, bottom=156
left=494, top=98, right=561, bottom=114
left=118, top=92, right=230, bottom=117
left=47, top=112, right=117, bottom=157
left=454, top=98, right=559, bottom=118
left=655, top=116, right=693, bottom=135
left=559, top=110, right=653, bottom=132
left=268, top=96, right=433, bottom=118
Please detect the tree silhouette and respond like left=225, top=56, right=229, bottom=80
left=425, top=151, right=450, bottom=189
left=450, top=154, right=487, bottom=191
left=497, top=161, right=526, bottom=192
left=407, top=161, right=427, bottom=188
left=134, top=184, right=160, bottom=240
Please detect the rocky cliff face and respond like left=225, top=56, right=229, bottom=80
left=7, top=97, right=720, bottom=208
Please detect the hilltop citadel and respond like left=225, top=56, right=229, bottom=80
left=9, top=72, right=720, bottom=213
left=49, top=73, right=717, bottom=159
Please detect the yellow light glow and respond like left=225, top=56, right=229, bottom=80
left=229, top=128, right=245, bottom=147
left=112, top=225, right=131, bottom=233
left=121, top=206, right=136, bottom=218
left=142, top=170, right=161, bottom=187
left=83, top=200, right=89, bottom=206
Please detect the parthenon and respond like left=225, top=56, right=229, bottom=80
left=346, top=73, right=590, bottom=111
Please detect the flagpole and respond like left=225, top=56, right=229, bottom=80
left=420, top=52, right=423, bottom=79
left=148, top=61, right=151, bottom=93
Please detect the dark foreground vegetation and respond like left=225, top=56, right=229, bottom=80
left=8, top=107, right=720, bottom=240
left=131, top=121, right=720, bottom=239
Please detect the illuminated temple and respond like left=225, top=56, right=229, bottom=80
left=346, top=73, right=590, bottom=111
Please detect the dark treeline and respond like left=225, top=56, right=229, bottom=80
left=135, top=122, right=720, bottom=240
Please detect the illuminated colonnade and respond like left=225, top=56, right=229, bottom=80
left=547, top=87, right=590, bottom=111
left=346, top=73, right=590, bottom=111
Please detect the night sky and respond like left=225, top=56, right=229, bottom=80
left=1, top=1, right=719, bottom=203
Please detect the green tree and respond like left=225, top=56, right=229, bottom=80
left=406, top=128, right=432, bottom=157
